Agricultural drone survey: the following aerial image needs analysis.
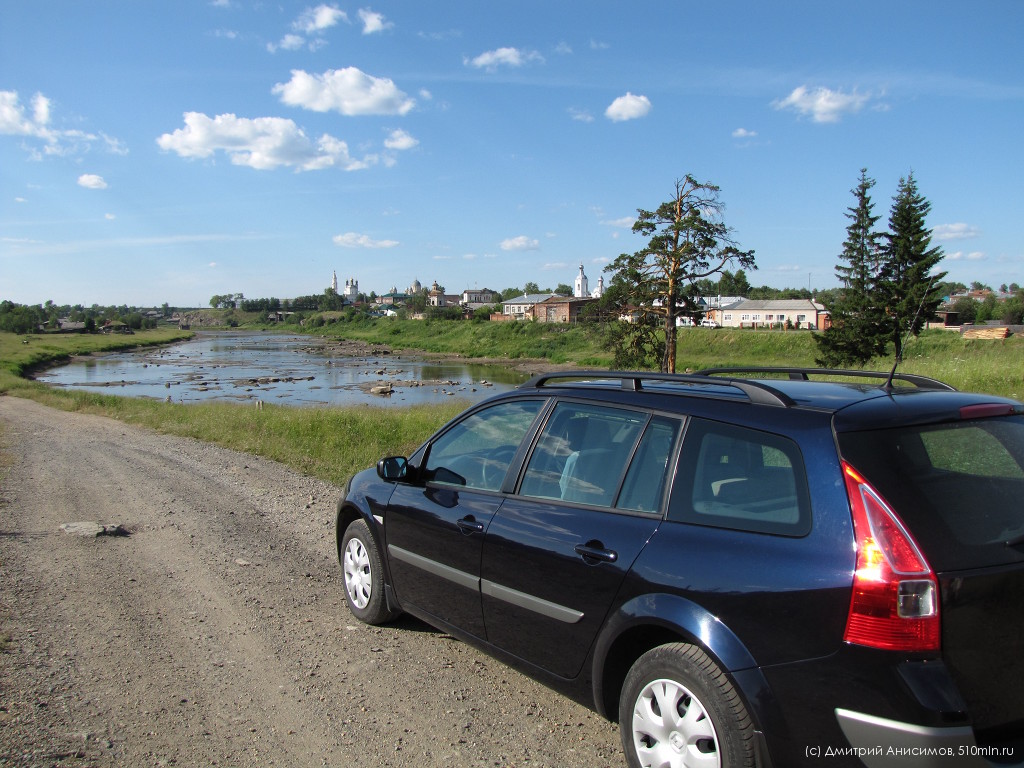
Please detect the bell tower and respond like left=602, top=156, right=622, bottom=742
left=574, top=264, right=589, bottom=298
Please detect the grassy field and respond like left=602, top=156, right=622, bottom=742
left=6, top=385, right=463, bottom=487
left=0, top=328, right=195, bottom=375
left=1, top=325, right=1022, bottom=489
left=316, top=316, right=615, bottom=366
left=314, top=318, right=1024, bottom=398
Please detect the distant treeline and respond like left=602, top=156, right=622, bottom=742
left=0, top=300, right=176, bottom=334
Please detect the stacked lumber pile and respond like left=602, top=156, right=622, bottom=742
left=963, top=326, right=1010, bottom=340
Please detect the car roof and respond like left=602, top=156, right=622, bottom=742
left=518, top=369, right=1023, bottom=430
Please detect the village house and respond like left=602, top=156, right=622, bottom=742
left=530, top=295, right=597, bottom=323
left=378, top=290, right=410, bottom=306
left=710, top=299, right=830, bottom=330
left=461, top=287, right=496, bottom=304
left=500, top=293, right=560, bottom=320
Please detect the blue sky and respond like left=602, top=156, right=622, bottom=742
left=2, top=1, right=1022, bottom=308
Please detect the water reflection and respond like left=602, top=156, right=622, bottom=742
left=37, top=332, right=530, bottom=407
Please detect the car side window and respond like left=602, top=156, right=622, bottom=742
left=671, top=418, right=811, bottom=536
left=618, top=416, right=681, bottom=513
left=519, top=402, right=672, bottom=510
left=424, top=400, right=542, bottom=491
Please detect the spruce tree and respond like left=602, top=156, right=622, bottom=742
left=814, top=169, right=887, bottom=367
left=878, top=172, right=946, bottom=361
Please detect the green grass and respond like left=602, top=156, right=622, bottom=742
left=0, top=328, right=193, bottom=393
left=314, top=317, right=616, bottom=367
left=4, top=375, right=464, bottom=487
left=315, top=319, right=1024, bottom=398
left=2, top=325, right=1022, bottom=491
left=0, top=328, right=464, bottom=487
left=882, top=331, right=1024, bottom=399
left=110, top=396, right=462, bottom=486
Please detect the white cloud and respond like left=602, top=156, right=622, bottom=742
left=273, top=68, right=415, bottom=116
left=569, top=107, right=594, bottom=123
left=0, top=90, right=49, bottom=136
left=946, top=250, right=987, bottom=262
left=384, top=129, right=418, bottom=151
left=772, top=86, right=869, bottom=123
left=605, top=92, right=652, bottom=122
left=103, top=133, right=129, bottom=156
left=294, top=4, right=347, bottom=34
left=358, top=8, right=392, bottom=34
left=77, top=174, right=108, bottom=189
left=0, top=90, right=118, bottom=157
left=272, top=34, right=305, bottom=52
left=466, top=47, right=544, bottom=70
left=602, top=216, right=635, bottom=228
left=105, top=213, right=116, bottom=220
left=933, top=222, right=981, bottom=241
left=333, top=232, right=399, bottom=248
left=500, top=235, right=540, bottom=251
left=267, top=5, right=348, bottom=52
left=157, top=112, right=376, bottom=172
left=732, top=128, right=757, bottom=138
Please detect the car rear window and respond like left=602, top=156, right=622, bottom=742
left=838, top=415, right=1024, bottom=570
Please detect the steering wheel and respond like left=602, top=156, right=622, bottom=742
left=481, top=446, right=517, bottom=490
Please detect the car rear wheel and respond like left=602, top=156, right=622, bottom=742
left=341, top=519, right=399, bottom=625
left=620, top=643, right=755, bottom=768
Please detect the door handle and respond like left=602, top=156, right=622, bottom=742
left=457, top=517, right=485, bottom=534
left=574, top=543, right=618, bottom=563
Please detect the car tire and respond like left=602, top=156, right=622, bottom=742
left=341, top=519, right=399, bottom=625
left=619, top=642, right=755, bottom=768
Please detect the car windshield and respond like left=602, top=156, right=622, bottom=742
left=838, top=415, right=1024, bottom=570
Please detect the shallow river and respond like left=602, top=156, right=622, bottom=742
left=37, top=332, right=531, bottom=407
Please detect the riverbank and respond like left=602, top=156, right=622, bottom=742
left=33, top=332, right=547, bottom=408
left=2, top=326, right=1022, bottom=491
left=0, top=328, right=195, bottom=394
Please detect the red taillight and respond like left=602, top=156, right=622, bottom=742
left=842, top=462, right=940, bottom=652
left=959, top=403, right=1018, bottom=420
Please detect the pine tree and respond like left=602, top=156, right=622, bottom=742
left=878, top=172, right=946, bottom=361
left=605, top=176, right=754, bottom=373
left=814, top=169, right=888, bottom=367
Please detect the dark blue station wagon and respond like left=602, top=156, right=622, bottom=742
left=336, top=369, right=1024, bottom=767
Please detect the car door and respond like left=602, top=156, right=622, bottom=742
left=480, top=403, right=680, bottom=677
left=384, top=399, right=544, bottom=639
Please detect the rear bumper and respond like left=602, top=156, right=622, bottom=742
left=836, top=709, right=1022, bottom=767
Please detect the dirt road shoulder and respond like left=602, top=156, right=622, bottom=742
left=0, top=396, right=619, bottom=767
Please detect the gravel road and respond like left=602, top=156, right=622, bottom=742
left=0, top=397, right=621, bottom=767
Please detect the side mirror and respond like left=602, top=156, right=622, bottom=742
left=377, top=456, right=409, bottom=481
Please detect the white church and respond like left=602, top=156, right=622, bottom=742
left=331, top=271, right=360, bottom=304
left=574, top=263, right=604, bottom=299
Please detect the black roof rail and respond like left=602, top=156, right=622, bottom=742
left=695, top=367, right=957, bottom=392
left=521, top=370, right=796, bottom=407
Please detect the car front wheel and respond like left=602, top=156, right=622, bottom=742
left=619, top=643, right=755, bottom=768
left=341, top=519, right=399, bottom=625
